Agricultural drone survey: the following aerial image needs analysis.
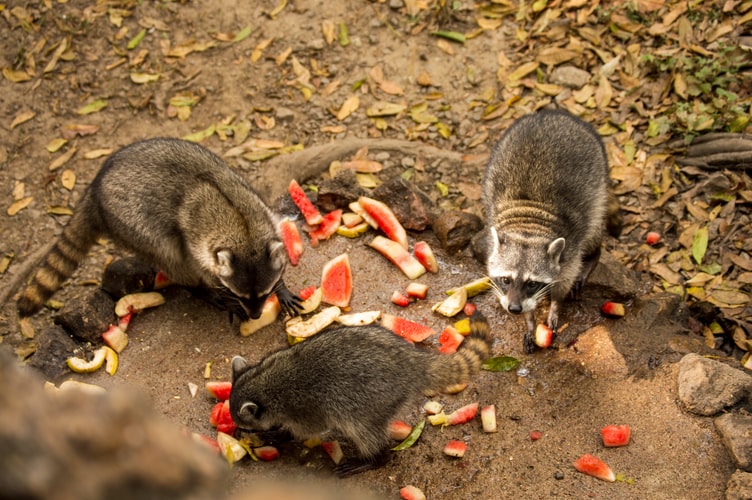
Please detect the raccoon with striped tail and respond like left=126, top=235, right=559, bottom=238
left=17, top=137, right=302, bottom=322
left=229, top=312, right=491, bottom=476
left=482, top=110, right=612, bottom=353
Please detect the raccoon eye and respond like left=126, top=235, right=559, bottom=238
left=526, top=281, right=545, bottom=294
left=500, top=277, right=512, bottom=286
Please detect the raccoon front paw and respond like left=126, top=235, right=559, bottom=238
left=274, top=281, right=303, bottom=317
left=523, top=330, right=537, bottom=354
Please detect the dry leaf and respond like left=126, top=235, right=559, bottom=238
left=46, top=138, right=68, bottom=152
left=11, top=110, right=35, bottom=129
left=417, top=71, right=433, bottom=87
left=366, top=101, right=406, bottom=117
left=322, top=20, right=336, bottom=45
left=275, top=47, right=292, bottom=66
left=379, top=80, right=404, bottom=96
left=536, top=47, right=578, bottom=66
left=12, top=182, right=24, bottom=201
left=61, top=169, right=76, bottom=190
left=321, top=125, right=346, bottom=134
left=7, top=197, right=33, bottom=216
left=130, top=72, right=160, bottom=84
left=49, top=147, right=77, bottom=171
left=436, top=39, right=455, bottom=55
left=84, top=148, right=114, bottom=160
left=508, top=61, right=539, bottom=81
left=251, top=38, right=273, bottom=63
left=2, top=68, right=32, bottom=83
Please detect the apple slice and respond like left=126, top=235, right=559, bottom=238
left=239, top=294, right=281, bottom=336
left=286, top=306, right=341, bottom=338
left=432, top=286, right=467, bottom=317
left=279, top=217, right=304, bottom=265
left=102, top=324, right=129, bottom=353
left=341, top=212, right=363, bottom=228
left=481, top=405, right=497, bottom=433
left=288, top=179, right=323, bottom=225
left=358, top=196, right=409, bottom=249
left=336, top=221, right=370, bottom=238
left=321, top=253, right=353, bottom=308
left=369, top=236, right=426, bottom=279
left=335, top=310, right=381, bottom=326
left=388, top=420, right=413, bottom=441
left=423, top=401, right=443, bottom=415
left=114, top=291, right=165, bottom=317
left=413, top=241, right=438, bottom=273
left=381, top=313, right=436, bottom=342
left=535, top=323, right=553, bottom=349
left=601, top=301, right=626, bottom=317
left=400, top=485, right=426, bottom=500
left=443, top=440, right=467, bottom=458
left=253, top=445, right=280, bottom=461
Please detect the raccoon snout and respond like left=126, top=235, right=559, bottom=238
left=508, top=303, right=523, bottom=314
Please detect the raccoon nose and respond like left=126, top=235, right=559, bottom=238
left=508, top=303, right=523, bottom=314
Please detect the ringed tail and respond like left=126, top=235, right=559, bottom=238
left=17, top=214, right=97, bottom=317
left=428, top=311, right=491, bottom=391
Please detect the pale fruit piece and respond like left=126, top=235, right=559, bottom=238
left=115, top=291, right=165, bottom=317
left=322, top=441, right=344, bottom=464
left=358, top=196, right=409, bottom=249
left=423, top=400, right=443, bottom=415
left=57, top=380, right=107, bottom=395
left=239, top=295, right=281, bottom=336
left=103, top=346, right=118, bottom=376
left=400, top=485, right=427, bottom=500
left=349, top=201, right=379, bottom=228
left=67, top=346, right=107, bottom=373
left=286, top=306, right=341, bottom=338
left=298, top=287, right=323, bottom=315
left=445, top=277, right=492, bottom=297
left=481, top=405, right=497, bottom=433
left=432, top=286, right=467, bottom=317
left=335, top=310, right=381, bottom=326
left=217, top=432, right=248, bottom=464
left=368, top=236, right=426, bottom=279
left=102, top=325, right=129, bottom=353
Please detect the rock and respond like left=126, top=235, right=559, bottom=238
left=550, top=65, right=590, bottom=89
left=101, top=256, right=156, bottom=299
left=716, top=414, right=752, bottom=472
left=54, top=289, right=116, bottom=343
left=315, top=169, right=368, bottom=212
left=431, top=210, right=483, bottom=254
left=677, top=353, right=752, bottom=416
left=725, top=470, right=752, bottom=499
left=26, top=325, right=79, bottom=381
left=587, top=251, right=641, bottom=299
left=275, top=106, right=296, bottom=122
left=0, top=349, right=228, bottom=499
left=372, top=178, right=433, bottom=231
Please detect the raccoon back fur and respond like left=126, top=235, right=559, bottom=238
left=229, top=312, right=491, bottom=476
left=17, top=137, right=301, bottom=321
left=482, top=110, right=609, bottom=353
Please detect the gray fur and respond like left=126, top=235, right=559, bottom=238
left=483, top=110, right=609, bottom=352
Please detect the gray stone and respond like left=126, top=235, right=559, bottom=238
left=587, top=250, right=641, bottom=299
left=54, top=288, right=117, bottom=343
left=275, top=106, right=296, bottom=122
left=725, top=470, right=752, bottom=499
left=26, top=325, right=79, bottom=382
left=716, top=414, right=752, bottom=472
left=678, top=353, right=752, bottom=416
left=550, top=65, right=591, bottom=89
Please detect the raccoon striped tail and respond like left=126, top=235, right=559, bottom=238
left=17, top=212, right=97, bottom=317
left=428, top=311, right=492, bottom=391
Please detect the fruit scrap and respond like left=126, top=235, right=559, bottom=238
left=117, top=311, right=133, bottom=331
left=205, top=381, right=232, bottom=401
left=454, top=318, right=471, bottom=335
left=423, top=400, right=443, bottom=415
left=335, top=310, right=381, bottom=326
left=413, top=241, right=438, bottom=273
left=438, top=326, right=464, bottom=354
left=400, top=485, right=426, bottom=500
left=358, top=196, right=408, bottom=249
left=534, top=323, right=553, bottom=349
left=341, top=211, right=363, bottom=228
left=368, top=235, right=426, bottom=280
left=67, top=346, right=108, bottom=373
left=308, top=209, right=342, bottom=247
left=428, top=402, right=479, bottom=427
left=279, top=218, right=304, bottom=265
left=321, top=440, right=344, bottom=465
left=102, top=324, right=129, bottom=353
left=445, top=277, right=491, bottom=298
left=299, top=286, right=318, bottom=300
left=321, top=253, right=353, bottom=308
left=391, top=290, right=411, bottom=307
left=103, top=347, right=118, bottom=376
left=405, top=282, right=428, bottom=300
left=239, top=295, right=281, bottom=336
left=573, top=454, right=616, bottom=482
left=381, top=313, right=436, bottom=343
left=297, top=287, right=323, bottom=315
left=742, top=352, right=752, bottom=370
left=463, top=302, right=477, bottom=316
left=153, top=270, right=171, bottom=289
left=253, top=445, right=280, bottom=461
left=601, top=424, right=631, bottom=447
left=336, top=221, right=370, bottom=238
left=55, top=380, right=107, bottom=395
left=114, top=291, right=165, bottom=317
left=288, top=179, right=323, bottom=226
left=529, top=430, right=543, bottom=441
left=210, top=400, right=237, bottom=435
left=480, top=405, right=497, bottom=433
left=388, top=420, right=413, bottom=441
left=601, top=301, right=626, bottom=318
left=392, top=420, right=425, bottom=451
left=443, top=382, right=468, bottom=394
left=348, top=201, right=378, bottom=228
left=217, top=431, right=247, bottom=464
left=443, top=440, right=467, bottom=458
left=286, top=306, right=341, bottom=338
left=432, top=286, right=467, bottom=317
left=645, top=231, right=661, bottom=246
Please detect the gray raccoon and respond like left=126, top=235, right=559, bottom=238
left=482, top=110, right=609, bottom=353
left=229, top=312, right=491, bottom=476
left=17, top=137, right=301, bottom=320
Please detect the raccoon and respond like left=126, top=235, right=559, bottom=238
left=482, top=110, right=610, bottom=353
left=229, top=312, right=492, bottom=476
left=17, top=137, right=302, bottom=321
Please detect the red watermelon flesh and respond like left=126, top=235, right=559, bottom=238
left=205, top=381, right=232, bottom=401
left=321, top=253, right=352, bottom=308
left=358, top=196, right=409, bottom=249
left=601, top=424, right=631, bottom=447
left=438, top=326, right=464, bottom=354
left=573, top=454, right=616, bottom=482
left=381, top=313, right=435, bottom=343
left=288, top=179, right=323, bottom=226
left=413, top=241, right=438, bottom=273
left=308, top=209, right=342, bottom=247
left=279, top=218, right=303, bottom=265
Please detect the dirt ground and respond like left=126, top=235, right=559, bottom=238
left=0, top=1, right=746, bottom=499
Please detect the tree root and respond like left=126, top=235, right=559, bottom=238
left=672, top=133, right=752, bottom=170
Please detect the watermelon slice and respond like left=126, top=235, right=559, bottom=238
left=358, top=196, right=409, bottom=249
left=428, top=402, right=479, bottom=427
left=391, top=290, right=411, bottom=307
left=206, top=381, right=232, bottom=401
left=297, top=287, right=323, bottom=315
left=348, top=201, right=378, bottom=228
left=443, top=440, right=467, bottom=458
left=573, top=454, right=616, bottom=482
left=529, top=430, right=543, bottom=441
left=213, top=400, right=237, bottom=435
left=463, top=302, right=477, bottom=316
left=481, top=405, right=497, bottom=433
left=192, top=432, right=221, bottom=454
left=288, top=179, right=323, bottom=225
left=400, top=485, right=426, bottom=500
left=601, top=424, right=631, bottom=447
left=209, top=401, right=224, bottom=427
left=153, top=270, right=171, bottom=289
left=381, top=313, right=436, bottom=342
left=645, top=231, right=661, bottom=246
left=438, top=326, right=464, bottom=354
left=308, top=209, right=342, bottom=247
left=321, top=253, right=352, bottom=308
left=298, top=286, right=318, bottom=301
left=279, top=218, right=304, bottom=265
left=413, top=241, right=438, bottom=273
left=535, top=323, right=553, bottom=349
left=253, top=445, right=280, bottom=461
left=369, top=236, right=426, bottom=279
left=388, top=420, right=413, bottom=441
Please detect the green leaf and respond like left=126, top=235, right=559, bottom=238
left=481, top=356, right=520, bottom=372
left=435, top=180, right=449, bottom=197
left=692, top=226, right=708, bottom=265
left=431, top=31, right=466, bottom=44
left=391, top=420, right=425, bottom=451
left=337, top=22, right=350, bottom=47
left=76, top=99, right=108, bottom=115
left=233, top=25, right=252, bottom=43
left=127, top=29, right=146, bottom=50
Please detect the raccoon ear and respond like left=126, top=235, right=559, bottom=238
left=215, top=249, right=234, bottom=277
left=547, top=238, right=566, bottom=263
left=231, top=355, right=249, bottom=382
left=239, top=401, right=259, bottom=419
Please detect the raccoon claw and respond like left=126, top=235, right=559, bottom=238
left=333, top=452, right=389, bottom=477
left=274, top=281, right=303, bottom=317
